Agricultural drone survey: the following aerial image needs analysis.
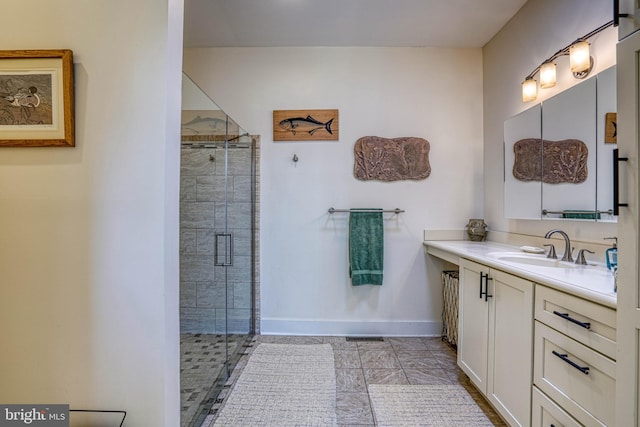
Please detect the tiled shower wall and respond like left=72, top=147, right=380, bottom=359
left=180, top=144, right=256, bottom=334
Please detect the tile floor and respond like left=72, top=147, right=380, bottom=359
left=181, top=334, right=250, bottom=427
left=202, top=335, right=507, bottom=426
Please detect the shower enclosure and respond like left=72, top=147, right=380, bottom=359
left=180, top=73, right=258, bottom=427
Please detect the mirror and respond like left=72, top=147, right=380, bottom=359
left=541, top=76, right=596, bottom=218
left=503, top=66, right=617, bottom=222
left=596, top=66, right=616, bottom=221
left=504, top=104, right=541, bottom=219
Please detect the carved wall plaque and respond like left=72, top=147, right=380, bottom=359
left=513, top=138, right=588, bottom=184
left=354, top=136, right=431, bottom=181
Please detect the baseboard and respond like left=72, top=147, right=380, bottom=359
left=260, top=318, right=442, bottom=337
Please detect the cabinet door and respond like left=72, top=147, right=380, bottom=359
left=458, top=259, right=490, bottom=393
left=487, top=269, right=534, bottom=427
left=615, top=28, right=640, bottom=426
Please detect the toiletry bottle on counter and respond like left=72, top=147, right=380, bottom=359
left=604, top=237, right=618, bottom=271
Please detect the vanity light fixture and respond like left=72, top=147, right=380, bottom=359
left=521, top=20, right=613, bottom=102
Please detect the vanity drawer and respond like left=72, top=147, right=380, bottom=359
left=534, top=322, right=615, bottom=426
left=532, top=386, right=581, bottom=427
left=535, top=285, right=616, bottom=359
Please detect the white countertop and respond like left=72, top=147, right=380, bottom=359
left=424, top=240, right=617, bottom=309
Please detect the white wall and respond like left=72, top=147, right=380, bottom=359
left=0, top=1, right=183, bottom=426
left=183, top=47, right=484, bottom=335
left=483, top=0, right=618, bottom=243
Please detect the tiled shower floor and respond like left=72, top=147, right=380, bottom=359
left=180, top=333, right=249, bottom=427
left=201, top=335, right=507, bottom=426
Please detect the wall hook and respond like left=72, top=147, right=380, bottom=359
left=209, top=154, right=215, bottom=162
left=292, top=154, right=299, bottom=163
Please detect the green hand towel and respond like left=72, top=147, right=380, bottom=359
left=349, top=209, right=384, bottom=286
left=561, top=210, right=601, bottom=220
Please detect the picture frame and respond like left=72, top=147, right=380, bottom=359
left=605, top=112, right=617, bottom=144
left=0, top=49, right=74, bottom=147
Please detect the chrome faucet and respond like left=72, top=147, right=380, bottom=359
left=544, top=229, right=573, bottom=262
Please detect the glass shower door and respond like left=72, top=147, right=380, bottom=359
left=180, top=72, right=255, bottom=427
left=215, top=118, right=255, bottom=375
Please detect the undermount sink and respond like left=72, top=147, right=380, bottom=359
left=487, top=252, right=579, bottom=268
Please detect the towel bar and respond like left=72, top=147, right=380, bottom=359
left=328, top=207, right=404, bottom=214
left=542, top=209, right=613, bottom=215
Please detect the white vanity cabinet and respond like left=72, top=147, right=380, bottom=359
left=425, top=240, right=617, bottom=426
left=532, top=285, right=617, bottom=427
left=459, top=258, right=534, bottom=427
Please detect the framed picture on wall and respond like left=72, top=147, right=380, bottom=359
left=605, top=112, right=617, bottom=144
left=0, top=49, right=74, bottom=147
left=273, top=109, right=339, bottom=141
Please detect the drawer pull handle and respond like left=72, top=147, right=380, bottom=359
left=480, top=272, right=493, bottom=302
left=552, top=350, right=590, bottom=375
left=552, top=311, right=591, bottom=329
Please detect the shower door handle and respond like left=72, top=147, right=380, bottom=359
left=215, top=232, right=234, bottom=266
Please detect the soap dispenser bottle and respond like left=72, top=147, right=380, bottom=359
left=604, top=237, right=618, bottom=271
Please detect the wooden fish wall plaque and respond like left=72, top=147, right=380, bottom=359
left=273, top=109, right=339, bottom=141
